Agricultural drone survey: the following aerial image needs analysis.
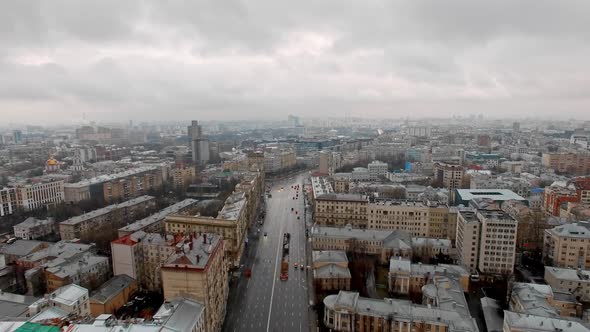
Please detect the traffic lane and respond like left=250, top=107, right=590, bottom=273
left=269, top=190, right=308, bottom=330
left=226, top=182, right=287, bottom=332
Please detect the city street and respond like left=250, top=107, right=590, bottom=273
left=223, top=173, right=311, bottom=332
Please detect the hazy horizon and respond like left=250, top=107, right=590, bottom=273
left=2, top=1, right=590, bottom=124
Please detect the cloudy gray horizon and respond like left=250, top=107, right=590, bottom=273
left=1, top=0, right=590, bottom=125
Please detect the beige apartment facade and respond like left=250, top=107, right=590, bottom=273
left=161, top=233, right=228, bottom=332
left=59, top=195, right=155, bottom=243
left=314, top=194, right=368, bottom=228
left=542, top=152, right=590, bottom=176
left=434, top=162, right=464, bottom=191
left=456, top=210, right=481, bottom=273
left=477, top=210, right=517, bottom=275
left=544, top=222, right=590, bottom=269
left=367, top=200, right=453, bottom=240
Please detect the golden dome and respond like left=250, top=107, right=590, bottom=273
left=46, top=158, right=58, bottom=166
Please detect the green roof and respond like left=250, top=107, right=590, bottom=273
left=15, top=323, right=60, bottom=332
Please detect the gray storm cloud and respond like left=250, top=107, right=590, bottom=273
left=1, top=0, right=589, bottom=124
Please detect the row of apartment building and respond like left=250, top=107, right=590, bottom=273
left=314, top=194, right=456, bottom=239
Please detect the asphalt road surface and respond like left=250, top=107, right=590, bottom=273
left=223, top=173, right=311, bottom=332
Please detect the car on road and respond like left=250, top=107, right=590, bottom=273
left=300, top=263, right=304, bottom=270
left=264, top=232, right=267, bottom=237
left=291, top=207, right=294, bottom=211
left=294, top=262, right=298, bottom=268
left=297, top=216, right=300, bottom=220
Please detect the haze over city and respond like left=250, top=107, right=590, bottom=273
left=2, top=0, right=590, bottom=124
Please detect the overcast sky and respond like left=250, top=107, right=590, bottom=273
left=1, top=0, right=590, bottom=125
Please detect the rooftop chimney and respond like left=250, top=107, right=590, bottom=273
left=196, top=255, right=200, bottom=264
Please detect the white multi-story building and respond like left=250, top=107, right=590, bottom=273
left=367, top=160, right=388, bottom=181
left=478, top=209, right=517, bottom=275
left=456, top=208, right=517, bottom=275
left=0, top=187, right=18, bottom=217
left=351, top=167, right=370, bottom=182
left=29, top=283, right=90, bottom=318
left=16, top=180, right=65, bottom=211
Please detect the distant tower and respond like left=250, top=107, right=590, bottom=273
left=71, top=150, right=84, bottom=172
left=188, top=120, right=210, bottom=166
left=513, top=121, right=520, bottom=135
left=12, top=130, right=22, bottom=144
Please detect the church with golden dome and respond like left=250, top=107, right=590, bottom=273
left=45, top=156, right=61, bottom=173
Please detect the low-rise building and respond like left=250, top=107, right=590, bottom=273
left=388, top=258, right=470, bottom=295
left=117, top=198, right=197, bottom=237
left=89, top=274, right=137, bottom=317
left=503, top=311, right=590, bottom=332
left=324, top=278, right=478, bottom=332
left=312, top=251, right=351, bottom=292
left=544, top=222, right=590, bottom=270
left=0, top=240, right=49, bottom=264
left=311, top=225, right=448, bottom=264
left=63, top=297, right=205, bottom=332
left=544, top=266, right=590, bottom=303
left=13, top=217, right=54, bottom=240
left=35, top=284, right=90, bottom=318
left=44, top=252, right=110, bottom=292
left=509, top=283, right=580, bottom=318
left=59, top=195, right=155, bottom=243
left=161, top=233, right=227, bottom=332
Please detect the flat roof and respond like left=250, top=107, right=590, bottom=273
left=118, top=199, right=197, bottom=233
left=90, top=275, right=135, bottom=304
left=455, top=189, right=525, bottom=201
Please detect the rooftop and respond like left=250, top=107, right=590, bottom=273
left=163, top=233, right=222, bottom=270
left=63, top=166, right=160, bottom=188
left=545, top=266, right=590, bottom=282
left=217, top=192, right=246, bottom=220
left=311, top=224, right=412, bottom=250
left=316, top=193, right=368, bottom=202
left=455, top=189, right=526, bottom=201
left=50, top=284, right=88, bottom=306
left=503, top=311, right=590, bottom=332
left=548, top=222, right=590, bottom=238
left=117, top=199, right=197, bottom=233
left=13, top=217, right=54, bottom=229
left=45, top=253, right=108, bottom=279
left=61, top=195, right=154, bottom=225
left=0, top=240, right=48, bottom=257
left=19, top=240, right=94, bottom=264
left=312, top=250, right=348, bottom=264
left=324, top=290, right=478, bottom=332
left=314, top=263, right=351, bottom=279
left=90, top=275, right=135, bottom=304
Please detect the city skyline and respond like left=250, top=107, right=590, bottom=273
left=2, top=0, right=590, bottom=124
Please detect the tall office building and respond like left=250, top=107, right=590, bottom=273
left=12, top=130, right=23, bottom=144
left=188, top=120, right=210, bottom=165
